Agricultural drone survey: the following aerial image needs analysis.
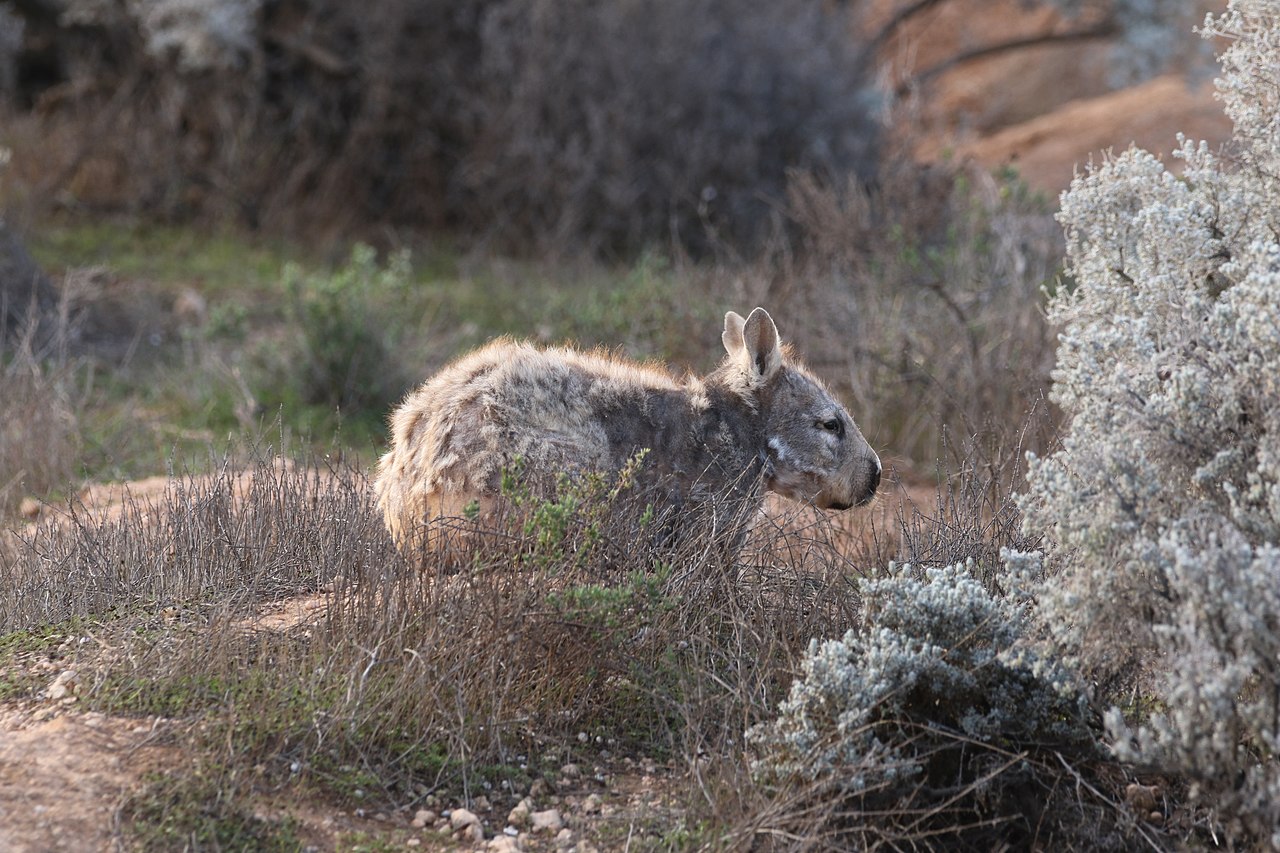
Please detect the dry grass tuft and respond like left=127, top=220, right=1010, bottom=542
left=0, top=426, right=1160, bottom=848
left=1, top=450, right=861, bottom=809
left=0, top=285, right=86, bottom=519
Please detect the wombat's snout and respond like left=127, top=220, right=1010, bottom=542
left=826, top=458, right=880, bottom=512
left=844, top=456, right=880, bottom=509
left=859, top=457, right=881, bottom=505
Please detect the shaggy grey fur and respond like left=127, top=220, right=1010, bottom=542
left=375, top=307, right=880, bottom=546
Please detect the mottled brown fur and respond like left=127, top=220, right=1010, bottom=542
left=374, top=308, right=880, bottom=547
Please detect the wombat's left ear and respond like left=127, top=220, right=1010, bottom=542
left=741, top=307, right=782, bottom=382
left=722, top=311, right=747, bottom=356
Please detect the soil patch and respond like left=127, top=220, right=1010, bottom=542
left=0, top=706, right=176, bottom=852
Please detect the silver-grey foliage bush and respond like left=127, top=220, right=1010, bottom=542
left=748, top=561, right=1097, bottom=843
left=1022, top=0, right=1280, bottom=839
left=63, top=0, right=261, bottom=71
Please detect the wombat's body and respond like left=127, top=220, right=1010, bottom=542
left=374, top=308, right=880, bottom=546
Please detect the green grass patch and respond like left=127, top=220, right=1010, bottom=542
left=0, top=617, right=103, bottom=701
left=30, top=219, right=301, bottom=299
left=124, top=770, right=303, bottom=853
left=19, top=221, right=720, bottom=481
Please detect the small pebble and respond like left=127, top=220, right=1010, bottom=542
left=531, top=808, right=564, bottom=834
left=487, top=837, right=520, bottom=853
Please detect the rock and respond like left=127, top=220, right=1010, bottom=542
left=555, top=828, right=574, bottom=848
left=450, top=807, right=481, bottom=831
left=461, top=822, right=485, bottom=843
left=559, top=763, right=581, bottom=780
left=488, top=837, right=521, bottom=853
left=473, top=795, right=492, bottom=812
left=529, top=778, right=555, bottom=799
left=406, top=839, right=420, bottom=848
left=0, top=222, right=59, bottom=346
left=1147, top=811, right=1164, bottom=825
left=1124, top=783, right=1160, bottom=814
left=950, top=74, right=1233, bottom=195
left=530, top=809, right=564, bottom=834
left=411, top=809, right=436, bottom=828
left=46, top=670, right=79, bottom=701
left=507, top=800, right=531, bottom=829
left=582, top=794, right=602, bottom=815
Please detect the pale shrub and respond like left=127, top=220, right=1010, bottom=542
left=748, top=561, right=1095, bottom=841
left=63, top=0, right=260, bottom=71
left=1022, top=0, right=1280, bottom=839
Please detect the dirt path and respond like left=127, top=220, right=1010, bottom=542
left=0, top=706, right=174, bottom=853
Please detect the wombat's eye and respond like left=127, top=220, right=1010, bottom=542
left=819, top=418, right=843, bottom=436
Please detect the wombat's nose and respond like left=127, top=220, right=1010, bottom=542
left=856, top=457, right=881, bottom=506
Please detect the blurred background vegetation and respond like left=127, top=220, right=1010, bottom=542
left=0, top=0, right=1215, bottom=509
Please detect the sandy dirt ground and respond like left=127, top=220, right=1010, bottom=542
left=0, top=706, right=174, bottom=852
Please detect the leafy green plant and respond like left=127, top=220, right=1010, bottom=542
left=502, top=449, right=655, bottom=570
left=283, top=243, right=413, bottom=414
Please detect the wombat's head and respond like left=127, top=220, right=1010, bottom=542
left=721, top=308, right=880, bottom=510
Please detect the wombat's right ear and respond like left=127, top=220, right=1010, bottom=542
left=741, top=307, right=782, bottom=382
left=722, top=311, right=747, bottom=356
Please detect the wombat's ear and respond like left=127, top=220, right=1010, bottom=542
left=742, top=307, right=782, bottom=382
left=722, top=311, right=747, bottom=356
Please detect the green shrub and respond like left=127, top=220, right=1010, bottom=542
left=282, top=243, right=412, bottom=414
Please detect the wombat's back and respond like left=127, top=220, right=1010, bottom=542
left=374, top=339, right=689, bottom=545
